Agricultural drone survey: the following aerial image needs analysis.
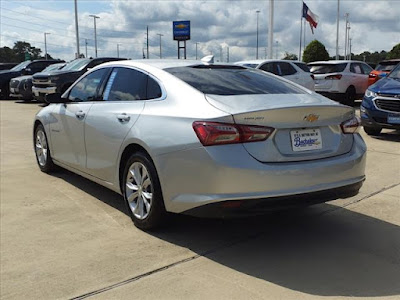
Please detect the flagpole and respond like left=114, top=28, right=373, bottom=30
left=299, top=1, right=303, bottom=61
left=303, top=19, right=306, bottom=52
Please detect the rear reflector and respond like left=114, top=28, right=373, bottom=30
left=325, top=74, right=342, bottom=80
left=341, top=116, right=361, bottom=134
left=193, top=121, right=274, bottom=146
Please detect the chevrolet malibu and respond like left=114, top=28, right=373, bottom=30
left=33, top=60, right=366, bottom=230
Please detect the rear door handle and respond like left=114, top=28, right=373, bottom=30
left=75, top=110, right=86, bottom=119
left=117, top=113, right=130, bottom=123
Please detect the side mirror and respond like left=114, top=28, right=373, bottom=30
left=22, top=67, right=32, bottom=75
left=45, top=93, right=67, bottom=104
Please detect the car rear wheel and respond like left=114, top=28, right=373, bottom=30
left=363, top=126, right=382, bottom=136
left=34, top=124, right=56, bottom=173
left=344, top=86, right=356, bottom=106
left=122, top=152, right=166, bottom=230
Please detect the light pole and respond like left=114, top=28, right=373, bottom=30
left=44, top=32, right=50, bottom=60
left=344, top=13, right=349, bottom=59
left=157, top=33, right=163, bottom=59
left=195, top=42, right=199, bottom=60
left=336, top=0, right=340, bottom=60
left=256, top=10, right=260, bottom=59
left=74, top=0, right=80, bottom=58
left=268, top=0, right=274, bottom=59
left=117, top=43, right=121, bottom=58
left=85, top=39, right=88, bottom=58
left=89, top=14, right=100, bottom=57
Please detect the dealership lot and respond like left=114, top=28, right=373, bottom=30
left=1, top=100, right=399, bottom=299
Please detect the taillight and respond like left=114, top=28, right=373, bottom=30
left=325, top=74, right=342, bottom=80
left=192, top=121, right=274, bottom=146
left=369, top=73, right=377, bottom=78
left=341, top=116, right=360, bottom=134
left=310, top=74, right=315, bottom=80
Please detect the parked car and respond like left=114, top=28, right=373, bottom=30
left=235, top=59, right=315, bottom=90
left=361, top=62, right=400, bottom=135
left=0, top=63, right=18, bottom=71
left=34, top=60, right=366, bottom=230
left=308, top=60, right=373, bottom=106
left=0, top=60, right=62, bottom=99
left=9, top=62, right=65, bottom=101
left=32, top=57, right=126, bottom=102
left=368, top=59, right=400, bottom=86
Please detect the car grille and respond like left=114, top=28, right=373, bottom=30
left=10, top=80, right=19, bottom=88
left=32, top=78, right=51, bottom=85
left=374, top=99, right=400, bottom=113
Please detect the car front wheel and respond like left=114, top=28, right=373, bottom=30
left=363, top=126, right=382, bottom=136
left=34, top=124, right=56, bottom=172
left=122, top=152, right=166, bottom=230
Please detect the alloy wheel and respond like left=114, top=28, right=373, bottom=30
left=35, top=129, right=48, bottom=167
left=125, top=162, right=153, bottom=220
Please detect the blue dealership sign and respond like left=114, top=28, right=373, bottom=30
left=173, top=20, right=190, bottom=41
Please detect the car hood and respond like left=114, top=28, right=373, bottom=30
left=33, top=70, right=80, bottom=78
left=370, top=77, right=400, bottom=95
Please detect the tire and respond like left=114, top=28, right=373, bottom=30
left=122, top=152, right=166, bottom=230
left=344, top=86, right=356, bottom=107
left=34, top=124, right=56, bottom=173
left=363, top=126, right=382, bottom=136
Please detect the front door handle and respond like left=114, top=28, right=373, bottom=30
left=75, top=110, right=86, bottom=119
left=117, top=113, right=130, bottom=123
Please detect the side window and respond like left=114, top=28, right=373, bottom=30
left=103, top=67, right=147, bottom=101
left=147, top=76, right=162, bottom=99
left=350, top=63, right=362, bottom=74
left=279, top=62, right=297, bottom=76
left=68, top=68, right=108, bottom=102
left=361, top=63, right=373, bottom=75
left=259, top=63, right=280, bottom=75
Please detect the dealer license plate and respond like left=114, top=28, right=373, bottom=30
left=290, top=128, right=323, bottom=152
left=388, top=113, right=400, bottom=124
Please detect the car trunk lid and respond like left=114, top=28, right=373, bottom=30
left=205, top=94, right=355, bottom=162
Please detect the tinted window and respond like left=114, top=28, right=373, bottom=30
left=68, top=68, right=108, bottom=102
left=376, top=62, right=399, bottom=72
left=30, top=62, right=49, bottom=72
left=165, top=66, right=304, bottom=95
left=360, top=63, right=373, bottom=74
left=259, top=62, right=279, bottom=75
left=294, top=62, right=310, bottom=72
left=350, top=63, right=363, bottom=74
left=279, top=62, right=297, bottom=76
left=10, top=61, right=31, bottom=71
left=103, top=67, right=147, bottom=101
left=388, top=64, right=400, bottom=79
left=62, top=59, right=91, bottom=71
left=309, top=63, right=347, bottom=74
left=147, top=76, right=162, bottom=99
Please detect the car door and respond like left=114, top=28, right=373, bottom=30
left=350, top=63, right=368, bottom=94
left=84, top=67, right=162, bottom=182
left=49, top=68, right=109, bottom=171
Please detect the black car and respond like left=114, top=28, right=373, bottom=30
left=32, top=57, right=125, bottom=102
left=0, top=63, right=19, bottom=71
left=0, top=60, right=62, bottom=99
left=9, top=62, right=66, bottom=101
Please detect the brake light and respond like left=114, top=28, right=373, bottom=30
left=341, top=116, right=360, bottom=134
left=193, top=121, right=274, bottom=146
left=325, top=74, right=342, bottom=80
left=369, top=73, right=377, bottom=78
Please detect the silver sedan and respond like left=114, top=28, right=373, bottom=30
left=33, top=59, right=366, bottom=230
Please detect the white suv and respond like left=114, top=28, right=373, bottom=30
left=308, top=60, right=373, bottom=106
left=235, top=59, right=315, bottom=91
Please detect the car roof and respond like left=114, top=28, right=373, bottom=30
left=308, top=60, right=367, bottom=65
left=235, top=59, right=305, bottom=65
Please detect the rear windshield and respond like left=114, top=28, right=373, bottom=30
left=164, top=66, right=304, bottom=95
left=376, top=62, right=399, bottom=72
left=309, top=63, right=347, bottom=74
left=294, top=62, right=311, bottom=72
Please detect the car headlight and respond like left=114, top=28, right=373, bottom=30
left=364, top=89, right=377, bottom=98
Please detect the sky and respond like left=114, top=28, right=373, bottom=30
left=0, top=0, right=399, bottom=62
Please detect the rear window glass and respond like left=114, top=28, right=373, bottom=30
left=309, top=63, right=347, bottom=74
left=164, top=66, right=304, bottom=95
left=294, top=62, right=310, bottom=72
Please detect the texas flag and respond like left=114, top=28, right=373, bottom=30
left=302, top=2, right=319, bottom=34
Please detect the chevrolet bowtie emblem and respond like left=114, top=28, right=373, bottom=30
left=304, top=114, right=319, bottom=122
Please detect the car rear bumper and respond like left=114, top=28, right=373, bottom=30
left=155, top=134, right=367, bottom=214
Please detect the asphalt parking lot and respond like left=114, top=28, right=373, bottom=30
left=1, top=99, right=399, bottom=300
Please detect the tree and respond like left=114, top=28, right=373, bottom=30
left=283, top=52, right=298, bottom=60
left=387, top=43, right=400, bottom=59
left=12, top=41, right=42, bottom=62
left=0, top=46, right=17, bottom=63
left=302, top=40, right=330, bottom=63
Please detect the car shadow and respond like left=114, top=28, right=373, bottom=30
left=370, top=130, right=400, bottom=142
left=52, top=169, right=400, bottom=298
